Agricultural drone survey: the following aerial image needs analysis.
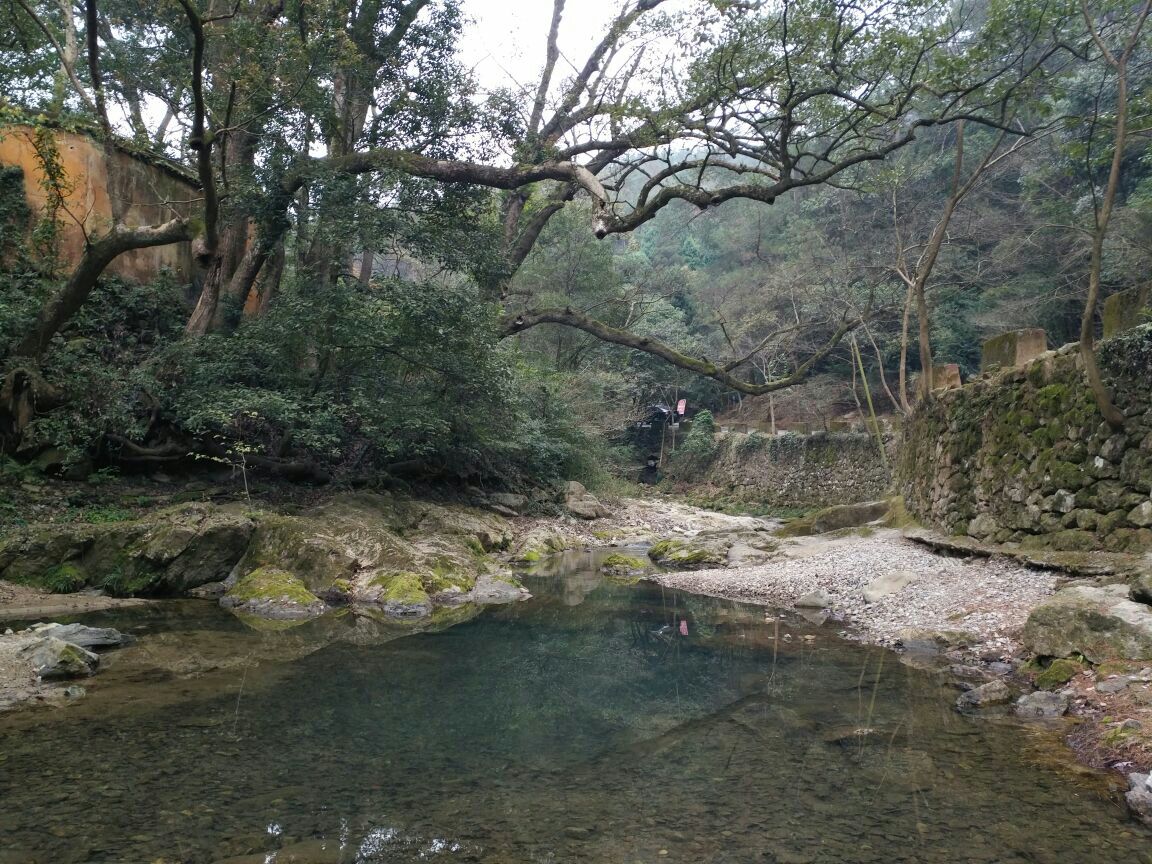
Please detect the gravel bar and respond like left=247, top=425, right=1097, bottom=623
left=654, top=529, right=1058, bottom=659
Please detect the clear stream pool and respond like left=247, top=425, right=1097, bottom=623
left=0, top=549, right=1149, bottom=863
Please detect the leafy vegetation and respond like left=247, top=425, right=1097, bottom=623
left=1, top=0, right=1151, bottom=492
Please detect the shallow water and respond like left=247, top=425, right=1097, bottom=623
left=1, top=549, right=1149, bottom=863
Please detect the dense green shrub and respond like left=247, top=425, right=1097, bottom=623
left=6, top=263, right=603, bottom=487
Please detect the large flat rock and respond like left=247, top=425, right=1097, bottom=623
left=1022, top=584, right=1152, bottom=663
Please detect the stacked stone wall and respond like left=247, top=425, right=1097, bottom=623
left=704, top=430, right=893, bottom=509
left=900, top=326, right=1152, bottom=552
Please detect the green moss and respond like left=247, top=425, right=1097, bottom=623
left=1035, top=658, right=1085, bottom=690
left=226, top=566, right=320, bottom=606
left=1096, top=660, right=1136, bottom=678
left=648, top=539, right=682, bottom=559
left=1019, top=529, right=1100, bottom=553
left=423, top=559, right=474, bottom=594
left=647, top=539, right=722, bottom=567
left=372, top=570, right=431, bottom=605
left=1046, top=460, right=1085, bottom=491
left=601, top=553, right=646, bottom=571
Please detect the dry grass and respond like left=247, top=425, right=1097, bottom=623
left=1061, top=661, right=1152, bottom=774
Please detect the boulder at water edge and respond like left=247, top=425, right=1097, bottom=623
left=1022, top=584, right=1152, bottom=663
left=1013, top=691, right=1069, bottom=719
left=1127, top=773, right=1152, bottom=825
left=22, top=636, right=99, bottom=679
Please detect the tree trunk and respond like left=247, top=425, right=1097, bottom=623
left=14, top=219, right=191, bottom=359
left=897, top=281, right=913, bottom=412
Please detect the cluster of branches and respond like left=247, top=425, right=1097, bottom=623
left=0, top=0, right=1136, bottom=412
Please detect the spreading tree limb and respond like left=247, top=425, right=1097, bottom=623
left=500, top=306, right=863, bottom=395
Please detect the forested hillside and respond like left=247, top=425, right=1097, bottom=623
left=1, top=0, right=1150, bottom=489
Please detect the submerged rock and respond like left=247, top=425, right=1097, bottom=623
left=955, top=679, right=1013, bottom=711
left=33, top=622, right=132, bottom=649
left=467, top=572, right=530, bottom=605
left=23, top=636, right=99, bottom=679
left=1022, top=584, right=1152, bottom=663
left=600, top=553, right=647, bottom=579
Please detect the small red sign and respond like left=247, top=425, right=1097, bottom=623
left=676, top=399, right=686, bottom=415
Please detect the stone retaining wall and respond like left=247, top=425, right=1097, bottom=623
left=900, top=326, right=1152, bottom=552
left=703, top=430, right=893, bottom=509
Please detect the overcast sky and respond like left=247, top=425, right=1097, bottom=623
left=457, top=0, right=630, bottom=92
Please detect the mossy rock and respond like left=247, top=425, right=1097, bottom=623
left=510, top=527, right=572, bottom=562
left=237, top=513, right=360, bottom=593
left=647, top=538, right=726, bottom=570
left=1035, top=658, right=1086, bottom=690
left=0, top=503, right=254, bottom=596
left=601, top=553, right=647, bottom=581
left=1019, top=529, right=1100, bottom=553
left=0, top=525, right=96, bottom=588
left=348, top=569, right=435, bottom=618
left=1023, top=584, right=1152, bottom=663
left=602, top=553, right=646, bottom=570
left=222, top=566, right=326, bottom=620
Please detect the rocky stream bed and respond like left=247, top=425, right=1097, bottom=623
left=3, top=488, right=1152, bottom=833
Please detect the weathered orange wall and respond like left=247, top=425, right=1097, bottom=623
left=0, top=126, right=197, bottom=282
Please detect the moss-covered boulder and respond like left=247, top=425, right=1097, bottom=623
left=0, top=504, right=255, bottom=596
left=1034, top=658, right=1086, bottom=690
left=1023, top=584, right=1152, bottom=663
left=352, top=570, right=433, bottom=617
left=23, top=636, right=100, bottom=679
left=221, top=567, right=326, bottom=620
left=0, top=526, right=96, bottom=588
left=509, top=526, right=573, bottom=563
left=601, top=553, right=647, bottom=580
left=649, top=529, right=779, bottom=570
left=648, top=538, right=726, bottom=570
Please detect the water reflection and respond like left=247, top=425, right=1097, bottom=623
left=0, top=551, right=1148, bottom=864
